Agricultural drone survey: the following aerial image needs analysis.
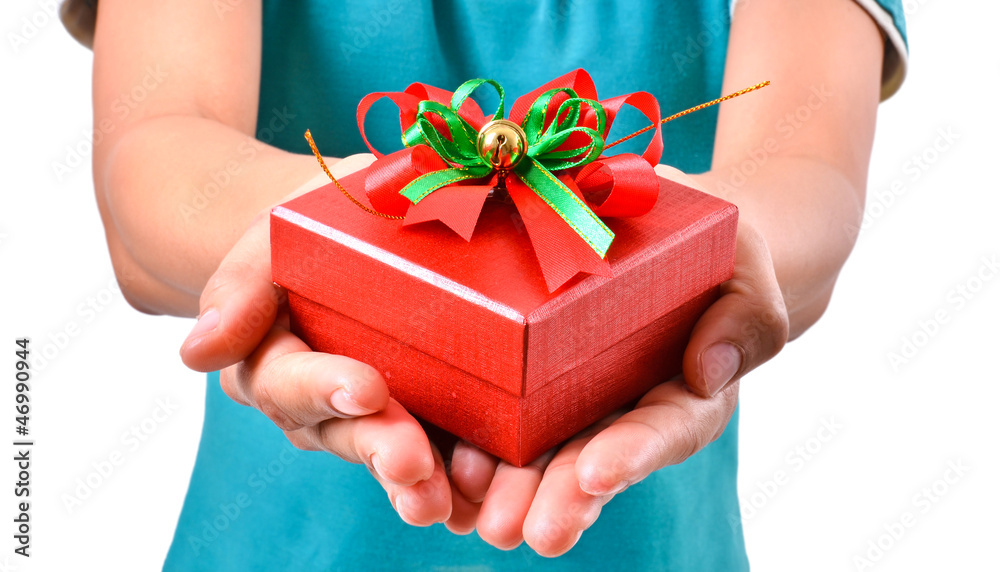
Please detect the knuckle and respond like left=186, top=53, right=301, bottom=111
left=674, top=418, right=703, bottom=461
left=759, top=296, right=790, bottom=357
left=249, top=360, right=308, bottom=431
left=254, top=381, right=303, bottom=432
left=285, top=429, right=320, bottom=452
left=218, top=367, right=249, bottom=406
left=660, top=403, right=708, bottom=461
left=314, top=419, right=353, bottom=461
left=738, top=293, right=789, bottom=366
left=261, top=404, right=302, bottom=432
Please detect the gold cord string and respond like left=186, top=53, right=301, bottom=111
left=604, top=80, right=771, bottom=150
left=304, top=129, right=404, bottom=220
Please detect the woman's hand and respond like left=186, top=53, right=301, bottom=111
left=445, top=169, right=789, bottom=556
left=178, top=154, right=455, bottom=527
left=445, top=0, right=888, bottom=551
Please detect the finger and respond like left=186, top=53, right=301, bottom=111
left=370, top=440, right=452, bottom=527
left=444, top=481, right=480, bottom=535
left=575, top=379, right=740, bottom=496
left=180, top=213, right=279, bottom=372
left=330, top=152, right=378, bottom=178
left=445, top=441, right=499, bottom=536
left=219, top=326, right=389, bottom=429
left=683, top=222, right=789, bottom=397
left=522, top=436, right=610, bottom=557
left=654, top=163, right=701, bottom=188
left=476, top=450, right=555, bottom=550
left=450, top=441, right=500, bottom=503
left=291, top=398, right=435, bottom=487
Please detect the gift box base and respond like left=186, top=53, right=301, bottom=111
left=273, top=170, right=738, bottom=467
left=287, top=286, right=718, bottom=466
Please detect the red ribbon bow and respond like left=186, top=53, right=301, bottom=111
left=351, top=69, right=664, bottom=292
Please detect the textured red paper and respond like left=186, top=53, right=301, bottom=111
left=271, top=170, right=737, bottom=466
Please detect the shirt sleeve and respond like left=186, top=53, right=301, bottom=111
left=728, top=0, right=909, bottom=100
left=59, top=0, right=97, bottom=49
left=851, top=0, right=909, bottom=100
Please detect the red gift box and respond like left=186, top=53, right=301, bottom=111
left=270, top=171, right=737, bottom=466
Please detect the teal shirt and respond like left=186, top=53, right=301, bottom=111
left=165, top=2, right=907, bottom=570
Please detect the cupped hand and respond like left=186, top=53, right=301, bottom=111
left=178, top=153, right=454, bottom=527
left=446, top=166, right=790, bottom=555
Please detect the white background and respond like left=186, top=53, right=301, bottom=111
left=2, top=1, right=997, bottom=571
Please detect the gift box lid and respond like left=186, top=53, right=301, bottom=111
left=271, top=170, right=737, bottom=398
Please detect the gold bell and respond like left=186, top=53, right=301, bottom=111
left=477, top=119, right=527, bottom=173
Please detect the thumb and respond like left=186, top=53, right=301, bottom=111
left=683, top=222, right=789, bottom=397
left=179, top=213, right=281, bottom=372
left=177, top=154, right=378, bottom=373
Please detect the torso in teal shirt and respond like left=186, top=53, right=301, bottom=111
left=165, top=2, right=748, bottom=570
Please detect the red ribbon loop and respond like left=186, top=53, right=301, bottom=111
left=600, top=91, right=663, bottom=166
left=366, top=145, right=448, bottom=216
left=576, top=154, right=659, bottom=218
left=509, top=69, right=599, bottom=125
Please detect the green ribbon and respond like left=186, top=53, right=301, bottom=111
left=398, top=79, right=615, bottom=258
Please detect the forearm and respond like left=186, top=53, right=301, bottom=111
left=96, top=115, right=319, bottom=316
left=695, top=0, right=885, bottom=338
left=90, top=0, right=328, bottom=317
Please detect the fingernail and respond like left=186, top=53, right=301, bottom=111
left=701, top=342, right=742, bottom=396
left=581, top=478, right=628, bottom=496
left=184, top=308, right=219, bottom=345
left=395, top=494, right=416, bottom=524
left=370, top=453, right=397, bottom=485
left=330, top=389, right=376, bottom=417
